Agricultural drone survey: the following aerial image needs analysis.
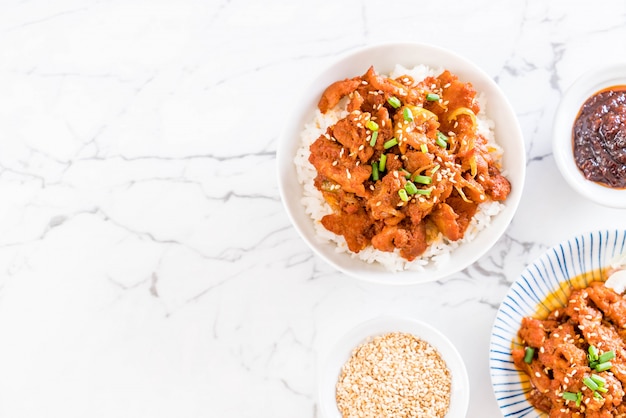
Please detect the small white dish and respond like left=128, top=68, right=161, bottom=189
left=553, top=63, right=626, bottom=209
left=276, top=42, right=526, bottom=284
left=318, top=316, right=469, bottom=418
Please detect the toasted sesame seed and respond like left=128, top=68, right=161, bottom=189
left=337, top=331, right=452, bottom=418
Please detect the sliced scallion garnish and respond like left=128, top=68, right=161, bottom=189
left=387, top=96, right=401, bottom=109
left=369, top=131, right=378, bottom=147
left=379, top=154, right=387, bottom=172
left=562, top=392, right=578, bottom=402
left=366, top=120, right=379, bottom=131
left=404, top=181, right=418, bottom=195
left=436, top=131, right=448, bottom=148
left=523, top=347, right=535, bottom=364
left=412, top=174, right=432, bottom=185
left=415, top=188, right=432, bottom=196
left=598, top=350, right=615, bottom=364
left=583, top=376, right=599, bottom=391
left=426, top=93, right=440, bottom=101
left=403, top=107, right=413, bottom=122
left=398, top=188, right=409, bottom=202
left=590, top=374, right=606, bottom=387
left=371, top=161, right=379, bottom=181
left=595, top=361, right=612, bottom=372
left=383, top=138, right=398, bottom=149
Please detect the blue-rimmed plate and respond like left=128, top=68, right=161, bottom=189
left=489, top=229, right=626, bottom=417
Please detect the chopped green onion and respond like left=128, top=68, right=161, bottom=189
left=430, top=164, right=440, bottom=175
left=523, top=347, right=535, bottom=364
left=379, top=154, right=387, bottom=172
left=369, top=131, right=378, bottom=147
left=387, top=96, right=401, bottom=109
left=420, top=143, right=428, bottom=153
left=597, top=386, right=609, bottom=393
left=404, top=181, right=418, bottom=195
left=366, top=120, right=379, bottom=131
left=583, top=376, right=599, bottom=391
left=426, top=93, right=440, bottom=101
left=415, top=188, right=432, bottom=196
left=371, top=161, right=379, bottom=181
left=589, top=345, right=599, bottom=362
left=576, top=392, right=582, bottom=407
left=562, top=392, right=578, bottom=402
left=593, top=391, right=605, bottom=400
left=398, top=188, right=409, bottom=202
left=384, top=138, right=398, bottom=149
left=403, top=107, right=413, bottom=122
left=595, top=361, right=612, bottom=372
left=435, top=131, right=448, bottom=148
left=401, top=169, right=411, bottom=179
left=590, top=374, right=606, bottom=387
left=599, top=350, right=615, bottom=364
left=412, top=174, right=432, bottom=185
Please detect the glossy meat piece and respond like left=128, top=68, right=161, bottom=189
left=397, top=221, right=428, bottom=261
left=367, top=171, right=406, bottom=224
left=371, top=225, right=409, bottom=252
left=429, top=203, right=461, bottom=241
left=426, top=70, right=480, bottom=135
left=484, top=166, right=511, bottom=201
left=331, top=113, right=375, bottom=162
left=318, top=77, right=362, bottom=113
left=586, top=281, right=626, bottom=330
left=309, top=133, right=371, bottom=198
left=321, top=209, right=374, bottom=253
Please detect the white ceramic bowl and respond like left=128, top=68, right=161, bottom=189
left=489, top=229, right=626, bottom=417
left=553, top=63, right=626, bottom=209
left=277, top=42, right=526, bottom=284
left=318, top=316, right=469, bottom=418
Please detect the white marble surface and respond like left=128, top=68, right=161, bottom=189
left=0, top=1, right=625, bottom=417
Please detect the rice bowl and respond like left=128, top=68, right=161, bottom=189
left=277, top=43, right=525, bottom=284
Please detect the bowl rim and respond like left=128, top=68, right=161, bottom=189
left=277, top=41, right=526, bottom=284
left=552, top=62, right=626, bottom=209
left=489, top=228, right=626, bottom=417
left=318, top=315, right=470, bottom=418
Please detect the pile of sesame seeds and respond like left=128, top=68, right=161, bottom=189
left=336, top=332, right=452, bottom=417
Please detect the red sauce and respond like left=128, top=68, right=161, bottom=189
left=572, top=86, right=626, bottom=189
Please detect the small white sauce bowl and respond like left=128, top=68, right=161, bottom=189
left=318, top=316, right=470, bottom=418
left=553, top=63, right=626, bottom=209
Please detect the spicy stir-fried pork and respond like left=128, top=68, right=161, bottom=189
left=308, top=66, right=511, bottom=261
left=513, top=282, right=626, bottom=417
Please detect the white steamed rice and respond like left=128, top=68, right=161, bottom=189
left=295, top=64, right=505, bottom=272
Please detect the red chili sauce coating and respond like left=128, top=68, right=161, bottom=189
left=572, top=86, right=626, bottom=189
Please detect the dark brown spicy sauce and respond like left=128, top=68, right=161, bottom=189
left=572, top=85, right=626, bottom=189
